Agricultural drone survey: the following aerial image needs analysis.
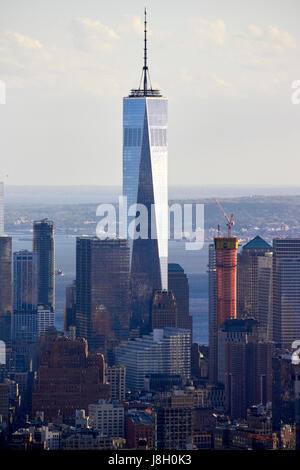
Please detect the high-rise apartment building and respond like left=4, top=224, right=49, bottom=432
left=273, top=239, right=300, bottom=349
left=168, top=264, right=192, bottom=331
left=75, top=237, right=130, bottom=345
left=33, top=219, right=55, bottom=311
left=237, top=236, right=273, bottom=339
left=209, top=237, right=238, bottom=384
left=123, top=11, right=168, bottom=333
left=106, top=365, right=126, bottom=402
left=116, top=328, right=191, bottom=392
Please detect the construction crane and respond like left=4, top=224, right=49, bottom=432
left=215, top=199, right=234, bottom=237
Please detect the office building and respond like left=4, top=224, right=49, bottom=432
left=75, top=237, right=130, bottom=344
left=13, top=310, right=37, bottom=343
left=116, top=328, right=191, bottom=392
left=220, top=319, right=273, bottom=420
left=13, top=250, right=38, bottom=312
left=0, top=236, right=12, bottom=344
left=208, top=244, right=217, bottom=383
left=237, top=236, right=273, bottom=339
left=273, top=239, right=300, bottom=348
left=32, top=337, right=110, bottom=423
left=33, top=219, right=55, bottom=311
left=64, top=280, right=76, bottom=332
left=37, top=304, right=55, bottom=334
left=168, top=264, right=192, bottom=331
left=155, top=391, right=194, bottom=450
left=123, top=11, right=168, bottom=333
left=151, top=290, right=178, bottom=329
left=0, top=182, right=4, bottom=236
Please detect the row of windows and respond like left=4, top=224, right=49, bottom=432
left=124, top=127, right=167, bottom=147
left=150, top=128, right=167, bottom=147
left=124, top=128, right=142, bottom=147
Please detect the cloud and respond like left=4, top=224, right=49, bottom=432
left=5, top=31, right=43, bottom=50
left=131, top=16, right=144, bottom=36
left=248, top=24, right=263, bottom=39
left=268, top=25, right=296, bottom=49
left=211, top=73, right=232, bottom=88
left=71, top=17, right=119, bottom=52
left=192, top=18, right=227, bottom=46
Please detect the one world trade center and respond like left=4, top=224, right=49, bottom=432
left=123, top=10, right=168, bottom=334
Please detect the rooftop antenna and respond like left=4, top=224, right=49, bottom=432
left=143, top=7, right=148, bottom=95
left=130, top=8, right=161, bottom=97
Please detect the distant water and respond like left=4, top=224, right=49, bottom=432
left=9, top=233, right=209, bottom=345
left=5, top=184, right=300, bottom=205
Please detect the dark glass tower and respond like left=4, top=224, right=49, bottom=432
left=123, top=10, right=168, bottom=334
left=168, top=263, right=192, bottom=331
left=33, top=219, right=55, bottom=311
left=75, top=237, right=130, bottom=344
left=237, top=236, right=273, bottom=339
left=13, top=250, right=38, bottom=312
left=273, top=238, right=300, bottom=348
left=0, top=236, right=12, bottom=343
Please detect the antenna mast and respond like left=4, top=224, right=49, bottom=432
left=143, top=8, right=148, bottom=94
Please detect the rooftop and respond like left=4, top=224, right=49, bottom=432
left=242, top=235, right=272, bottom=251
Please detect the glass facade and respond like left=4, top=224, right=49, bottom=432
left=123, top=96, right=168, bottom=331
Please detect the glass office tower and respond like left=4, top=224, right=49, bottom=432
left=123, top=11, right=168, bottom=333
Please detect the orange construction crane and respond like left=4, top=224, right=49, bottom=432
left=215, top=199, right=234, bottom=237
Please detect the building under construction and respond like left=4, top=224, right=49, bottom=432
left=209, top=201, right=238, bottom=384
left=215, top=237, right=238, bottom=326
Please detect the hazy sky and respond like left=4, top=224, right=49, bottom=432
left=0, top=0, right=300, bottom=186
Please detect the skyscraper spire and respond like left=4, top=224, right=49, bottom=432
left=129, top=8, right=162, bottom=97
left=143, top=8, right=148, bottom=95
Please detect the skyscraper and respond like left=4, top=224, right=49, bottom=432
left=13, top=250, right=38, bottom=312
left=209, top=237, right=238, bottom=384
left=215, top=237, right=238, bottom=326
left=0, top=236, right=12, bottom=316
left=76, top=237, right=130, bottom=344
left=0, top=236, right=12, bottom=344
left=237, top=236, right=273, bottom=339
left=208, top=244, right=217, bottom=384
left=273, top=238, right=300, bottom=348
left=33, top=219, right=55, bottom=311
left=151, top=290, right=178, bottom=330
left=0, top=182, right=4, bottom=236
left=220, top=319, right=273, bottom=420
left=116, top=328, right=191, bottom=392
left=168, top=263, right=192, bottom=331
left=123, top=10, right=168, bottom=334
left=64, top=280, right=76, bottom=332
